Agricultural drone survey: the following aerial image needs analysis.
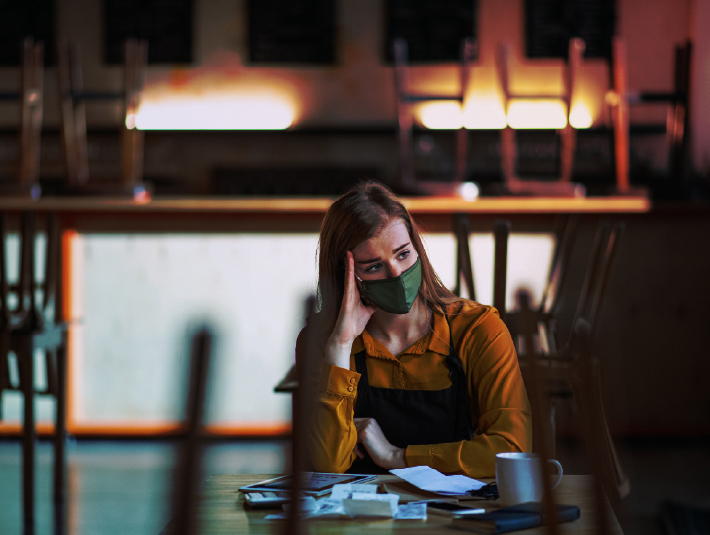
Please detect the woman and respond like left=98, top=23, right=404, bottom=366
left=296, top=181, right=531, bottom=478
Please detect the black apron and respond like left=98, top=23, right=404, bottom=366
left=347, top=314, right=474, bottom=474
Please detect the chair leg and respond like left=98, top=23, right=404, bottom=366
left=454, top=213, right=475, bottom=299
left=19, top=338, right=36, bottom=535
left=493, top=220, right=510, bottom=322
left=170, top=328, right=212, bottom=535
left=393, top=39, right=415, bottom=192
left=54, top=342, right=67, bottom=535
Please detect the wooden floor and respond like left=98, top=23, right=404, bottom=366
left=0, top=436, right=708, bottom=535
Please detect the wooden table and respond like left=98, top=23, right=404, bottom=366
left=196, top=474, right=623, bottom=534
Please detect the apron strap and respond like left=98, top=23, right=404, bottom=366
left=444, top=311, right=476, bottom=441
left=354, top=350, right=369, bottom=415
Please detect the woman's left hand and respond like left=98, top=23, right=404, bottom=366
left=353, top=418, right=407, bottom=469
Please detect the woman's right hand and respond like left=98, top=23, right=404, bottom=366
left=325, top=251, right=376, bottom=369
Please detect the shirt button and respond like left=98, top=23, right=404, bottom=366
left=347, top=386, right=354, bottom=392
left=349, top=378, right=356, bottom=384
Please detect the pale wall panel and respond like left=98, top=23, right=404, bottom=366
left=1, top=232, right=553, bottom=429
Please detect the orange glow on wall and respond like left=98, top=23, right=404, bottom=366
left=134, top=94, right=297, bottom=130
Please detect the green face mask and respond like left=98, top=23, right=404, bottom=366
left=357, top=257, right=422, bottom=314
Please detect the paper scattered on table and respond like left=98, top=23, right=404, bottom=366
left=263, top=483, right=427, bottom=520
left=390, top=466, right=486, bottom=495
left=394, top=502, right=428, bottom=520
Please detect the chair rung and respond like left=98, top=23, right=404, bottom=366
left=72, top=91, right=124, bottom=101
left=630, top=91, right=684, bottom=104
left=0, top=386, right=55, bottom=396
left=507, top=94, right=564, bottom=100
left=403, top=94, right=463, bottom=103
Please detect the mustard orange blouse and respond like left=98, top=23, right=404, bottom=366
left=295, top=300, right=532, bottom=478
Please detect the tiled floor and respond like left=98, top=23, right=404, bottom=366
left=0, top=439, right=287, bottom=535
left=1, top=436, right=709, bottom=534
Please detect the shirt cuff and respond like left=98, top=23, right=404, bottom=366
left=318, top=363, right=360, bottom=398
left=405, top=444, right=433, bottom=468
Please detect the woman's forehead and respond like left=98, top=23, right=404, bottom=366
left=352, top=218, right=410, bottom=255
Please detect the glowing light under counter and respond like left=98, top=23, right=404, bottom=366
left=132, top=94, right=297, bottom=130
left=419, top=99, right=594, bottom=130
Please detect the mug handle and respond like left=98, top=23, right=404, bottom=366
left=548, top=459, right=563, bottom=489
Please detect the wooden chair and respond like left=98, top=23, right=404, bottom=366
left=274, top=294, right=318, bottom=535
left=0, top=211, right=68, bottom=535
left=608, top=38, right=691, bottom=192
left=0, top=37, right=44, bottom=198
left=393, top=37, right=476, bottom=194
left=517, top=290, right=618, bottom=535
left=56, top=38, right=150, bottom=199
left=512, top=220, right=630, bottom=513
left=495, top=39, right=586, bottom=197
left=167, top=327, right=213, bottom=535
left=504, top=215, right=579, bottom=360
left=451, top=215, right=512, bottom=305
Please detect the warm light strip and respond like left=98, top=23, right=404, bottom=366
left=418, top=99, right=593, bottom=130
left=506, top=99, right=567, bottom=129
left=569, top=103, right=593, bottom=129
left=134, top=96, right=296, bottom=130
left=419, top=102, right=464, bottom=129
left=463, top=99, right=508, bottom=129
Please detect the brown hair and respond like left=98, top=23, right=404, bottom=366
left=315, top=181, right=459, bottom=335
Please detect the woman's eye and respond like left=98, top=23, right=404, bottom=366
left=398, top=250, right=410, bottom=259
left=365, top=263, right=381, bottom=273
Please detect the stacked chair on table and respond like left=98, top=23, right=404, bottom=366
left=608, top=38, right=692, bottom=193
left=392, top=37, right=476, bottom=194
left=56, top=38, right=150, bottom=199
left=0, top=37, right=44, bottom=199
left=495, top=39, right=586, bottom=197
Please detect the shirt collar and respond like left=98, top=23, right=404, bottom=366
left=428, top=306, right=452, bottom=355
left=351, top=305, right=452, bottom=357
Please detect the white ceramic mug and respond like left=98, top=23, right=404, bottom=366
left=495, top=452, right=563, bottom=506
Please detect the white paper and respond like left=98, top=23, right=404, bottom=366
left=390, top=466, right=486, bottom=495
left=343, top=494, right=399, bottom=517
left=394, top=502, right=428, bottom=520
left=264, top=482, right=426, bottom=520
left=330, top=483, right=378, bottom=499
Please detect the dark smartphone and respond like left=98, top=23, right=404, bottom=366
left=427, top=501, right=486, bottom=517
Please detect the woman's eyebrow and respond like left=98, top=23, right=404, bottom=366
left=356, top=256, right=380, bottom=264
left=356, top=242, right=411, bottom=264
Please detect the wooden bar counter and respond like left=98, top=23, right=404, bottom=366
left=0, top=195, right=650, bottom=214
left=0, top=194, right=650, bottom=234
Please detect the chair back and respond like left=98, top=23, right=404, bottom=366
left=0, top=37, right=43, bottom=198
left=0, top=211, right=63, bottom=416
left=57, top=38, right=148, bottom=191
